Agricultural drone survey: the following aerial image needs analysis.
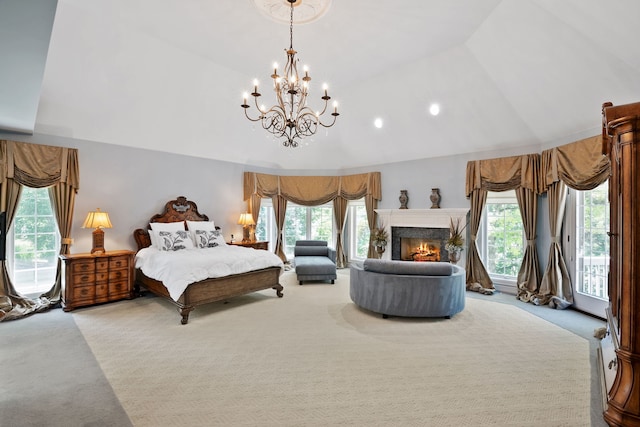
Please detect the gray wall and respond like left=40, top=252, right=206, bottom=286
left=0, top=0, right=57, bottom=133
left=0, top=131, right=552, bottom=275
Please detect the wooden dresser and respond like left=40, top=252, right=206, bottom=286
left=601, top=101, right=640, bottom=426
left=60, top=250, right=135, bottom=311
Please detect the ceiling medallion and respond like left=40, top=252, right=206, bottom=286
left=251, top=0, right=332, bottom=25
left=242, top=0, right=339, bottom=148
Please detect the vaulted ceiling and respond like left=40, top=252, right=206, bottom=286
left=30, top=0, right=640, bottom=169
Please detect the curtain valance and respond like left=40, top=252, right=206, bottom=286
left=540, top=135, right=610, bottom=192
left=244, top=172, right=381, bottom=205
left=0, top=140, right=80, bottom=189
left=465, top=154, right=540, bottom=197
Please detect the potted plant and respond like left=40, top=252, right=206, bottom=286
left=371, top=224, right=389, bottom=257
left=445, top=217, right=466, bottom=264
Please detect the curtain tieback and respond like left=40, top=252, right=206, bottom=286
left=471, top=234, right=477, bottom=241
left=527, top=239, right=535, bottom=245
left=62, top=237, right=73, bottom=245
left=551, top=236, right=561, bottom=244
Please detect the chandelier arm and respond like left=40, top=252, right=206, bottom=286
left=243, top=108, right=263, bottom=122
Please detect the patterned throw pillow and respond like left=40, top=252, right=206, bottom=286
left=158, top=230, right=193, bottom=251
left=194, top=229, right=225, bottom=248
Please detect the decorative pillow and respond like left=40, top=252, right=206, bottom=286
left=194, top=229, right=226, bottom=249
left=186, top=220, right=216, bottom=243
left=157, top=230, right=194, bottom=251
left=150, top=222, right=187, bottom=250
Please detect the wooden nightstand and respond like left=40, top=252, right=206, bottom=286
left=59, top=250, right=135, bottom=311
left=229, top=240, right=269, bottom=250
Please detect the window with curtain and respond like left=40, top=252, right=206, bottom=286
left=346, top=200, right=370, bottom=261
left=248, top=201, right=339, bottom=259
left=480, top=190, right=525, bottom=284
left=7, top=187, right=60, bottom=295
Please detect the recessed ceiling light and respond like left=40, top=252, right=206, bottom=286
left=429, top=103, right=440, bottom=116
left=374, top=118, right=383, bottom=129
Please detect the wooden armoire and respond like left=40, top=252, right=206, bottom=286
left=602, top=101, right=640, bottom=426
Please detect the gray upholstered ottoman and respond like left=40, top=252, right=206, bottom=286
left=350, top=259, right=465, bottom=318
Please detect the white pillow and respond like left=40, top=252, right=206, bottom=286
left=186, top=220, right=216, bottom=243
left=157, top=230, right=194, bottom=251
left=148, top=229, right=157, bottom=248
left=193, top=229, right=226, bottom=249
left=150, top=221, right=186, bottom=231
left=149, top=222, right=186, bottom=249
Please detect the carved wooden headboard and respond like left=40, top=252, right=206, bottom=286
left=133, top=196, right=212, bottom=251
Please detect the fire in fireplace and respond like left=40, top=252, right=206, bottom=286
left=400, top=238, right=440, bottom=262
left=392, top=226, right=451, bottom=262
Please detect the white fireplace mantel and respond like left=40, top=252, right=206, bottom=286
left=375, top=208, right=469, bottom=261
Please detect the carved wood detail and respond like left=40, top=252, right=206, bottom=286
left=602, top=101, right=640, bottom=426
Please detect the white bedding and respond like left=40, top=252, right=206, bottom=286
left=135, top=245, right=284, bottom=300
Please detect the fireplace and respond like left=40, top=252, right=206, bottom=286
left=375, top=208, right=469, bottom=265
left=392, top=226, right=450, bottom=262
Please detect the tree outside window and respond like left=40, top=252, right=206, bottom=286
left=484, top=191, right=524, bottom=279
left=9, top=187, right=60, bottom=294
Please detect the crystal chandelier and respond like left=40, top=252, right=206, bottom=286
left=241, top=0, right=339, bottom=148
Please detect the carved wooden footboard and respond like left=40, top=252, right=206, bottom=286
left=135, top=266, right=283, bottom=324
left=133, top=196, right=283, bottom=324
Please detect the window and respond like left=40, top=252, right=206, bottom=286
left=254, top=200, right=336, bottom=259
left=283, top=203, right=334, bottom=258
left=480, top=190, right=525, bottom=282
left=8, top=187, right=60, bottom=295
left=574, top=183, right=609, bottom=300
left=346, top=200, right=370, bottom=261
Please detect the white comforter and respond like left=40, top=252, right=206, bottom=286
left=135, top=245, right=284, bottom=301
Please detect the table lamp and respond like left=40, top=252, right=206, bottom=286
left=82, top=208, right=113, bottom=254
left=237, top=212, right=255, bottom=243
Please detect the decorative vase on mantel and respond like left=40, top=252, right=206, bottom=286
left=399, top=190, right=409, bottom=209
left=375, top=245, right=386, bottom=259
left=430, top=188, right=441, bottom=209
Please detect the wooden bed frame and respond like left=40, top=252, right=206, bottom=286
left=133, top=196, right=283, bottom=324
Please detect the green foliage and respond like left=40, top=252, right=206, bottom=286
left=486, top=202, right=524, bottom=277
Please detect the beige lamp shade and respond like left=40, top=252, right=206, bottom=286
left=237, top=212, right=255, bottom=226
left=82, top=208, right=113, bottom=230
left=238, top=212, right=255, bottom=242
left=82, top=208, right=112, bottom=254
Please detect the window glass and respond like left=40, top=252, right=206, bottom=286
left=575, top=183, right=609, bottom=300
left=483, top=191, right=524, bottom=279
left=9, top=187, right=60, bottom=295
left=347, top=202, right=370, bottom=261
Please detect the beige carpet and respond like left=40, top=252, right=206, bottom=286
left=73, top=269, right=590, bottom=426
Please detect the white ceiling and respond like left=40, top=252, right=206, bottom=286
left=35, top=0, right=640, bottom=170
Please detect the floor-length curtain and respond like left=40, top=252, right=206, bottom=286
left=333, top=197, right=348, bottom=268
left=515, top=187, right=541, bottom=302
left=365, top=194, right=378, bottom=259
left=0, top=179, right=25, bottom=320
left=536, top=181, right=572, bottom=308
left=538, top=136, right=609, bottom=309
left=466, top=188, right=494, bottom=294
left=272, top=195, right=287, bottom=262
left=42, top=182, right=77, bottom=303
left=0, top=141, right=80, bottom=321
